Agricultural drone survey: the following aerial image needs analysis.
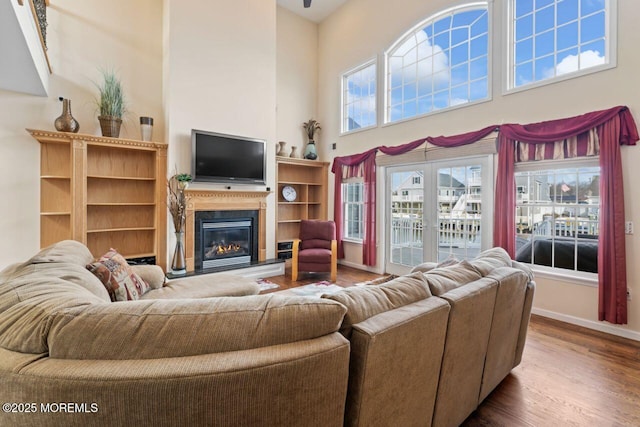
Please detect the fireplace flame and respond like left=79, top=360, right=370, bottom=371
left=216, top=243, right=242, bottom=255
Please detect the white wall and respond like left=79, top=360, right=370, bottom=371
left=0, top=0, right=163, bottom=266
left=163, top=0, right=277, bottom=265
left=276, top=6, right=318, bottom=157
left=317, top=0, right=640, bottom=336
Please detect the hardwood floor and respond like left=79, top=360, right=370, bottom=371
left=260, top=263, right=382, bottom=292
left=464, top=315, right=640, bottom=426
left=268, top=265, right=640, bottom=426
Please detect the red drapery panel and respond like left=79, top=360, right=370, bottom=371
left=427, top=125, right=497, bottom=147
left=494, top=106, right=638, bottom=324
left=332, top=148, right=378, bottom=263
left=598, top=115, right=631, bottom=324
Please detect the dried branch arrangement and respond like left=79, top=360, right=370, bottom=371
left=167, top=174, right=191, bottom=233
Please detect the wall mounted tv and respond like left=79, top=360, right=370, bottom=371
left=191, top=129, right=266, bottom=185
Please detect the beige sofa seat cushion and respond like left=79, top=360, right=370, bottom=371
left=323, top=272, right=431, bottom=337
left=468, top=247, right=513, bottom=276
left=345, top=297, right=450, bottom=427
left=140, top=273, right=260, bottom=299
left=423, top=260, right=482, bottom=296
left=47, top=294, right=347, bottom=359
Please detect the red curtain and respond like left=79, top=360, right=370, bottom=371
left=494, top=106, right=638, bottom=324
left=332, top=148, right=378, bottom=263
left=332, top=127, right=495, bottom=266
left=426, top=125, right=497, bottom=147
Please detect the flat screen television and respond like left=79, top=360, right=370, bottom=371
left=191, top=129, right=266, bottom=185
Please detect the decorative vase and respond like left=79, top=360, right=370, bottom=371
left=172, top=231, right=187, bottom=275
left=304, top=140, right=318, bottom=160
left=98, top=115, right=123, bottom=138
left=290, top=146, right=299, bottom=158
left=54, top=97, right=80, bottom=133
left=277, top=141, right=289, bottom=157
left=140, top=116, right=153, bottom=141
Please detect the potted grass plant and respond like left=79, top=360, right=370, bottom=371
left=95, top=69, right=126, bottom=138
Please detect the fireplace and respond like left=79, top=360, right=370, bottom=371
left=194, top=210, right=259, bottom=271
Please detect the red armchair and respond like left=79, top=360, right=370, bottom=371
left=292, top=220, right=337, bottom=282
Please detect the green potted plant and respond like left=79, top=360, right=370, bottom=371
left=175, top=173, right=193, bottom=190
left=95, top=69, right=127, bottom=138
left=302, top=118, right=321, bottom=160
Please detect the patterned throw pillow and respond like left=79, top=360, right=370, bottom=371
left=87, top=249, right=150, bottom=302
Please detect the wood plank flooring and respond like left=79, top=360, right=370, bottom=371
left=268, top=265, right=640, bottom=426
left=464, top=315, right=640, bottom=426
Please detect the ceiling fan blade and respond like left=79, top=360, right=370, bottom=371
left=304, top=0, right=312, bottom=8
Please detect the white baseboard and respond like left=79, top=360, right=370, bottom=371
left=338, top=259, right=385, bottom=275
left=532, top=307, right=640, bottom=342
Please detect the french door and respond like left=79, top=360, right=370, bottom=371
left=385, top=156, right=493, bottom=275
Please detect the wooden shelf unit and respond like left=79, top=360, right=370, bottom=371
left=30, top=129, right=168, bottom=270
left=275, top=157, right=328, bottom=260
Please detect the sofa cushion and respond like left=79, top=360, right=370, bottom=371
left=131, top=265, right=166, bottom=289
left=87, top=249, right=150, bottom=301
left=468, top=247, right=513, bottom=276
left=410, top=256, right=459, bottom=274
left=141, top=274, right=259, bottom=300
left=323, top=272, right=431, bottom=337
left=0, top=262, right=109, bottom=354
left=27, top=240, right=95, bottom=267
left=423, top=260, right=483, bottom=296
left=46, top=294, right=347, bottom=359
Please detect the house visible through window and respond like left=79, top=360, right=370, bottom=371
left=514, top=161, right=600, bottom=273
left=509, top=0, right=614, bottom=90
left=385, top=3, right=489, bottom=123
left=342, top=61, right=377, bottom=133
left=343, top=181, right=364, bottom=240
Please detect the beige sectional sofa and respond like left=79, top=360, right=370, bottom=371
left=0, top=241, right=534, bottom=427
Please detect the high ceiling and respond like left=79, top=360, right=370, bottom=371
left=276, top=0, right=348, bottom=23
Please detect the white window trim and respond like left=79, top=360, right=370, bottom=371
left=514, top=157, right=600, bottom=280
left=342, top=178, right=365, bottom=242
left=383, top=1, right=492, bottom=125
left=503, top=0, right=618, bottom=95
left=341, top=58, right=378, bottom=136
left=530, top=264, right=598, bottom=287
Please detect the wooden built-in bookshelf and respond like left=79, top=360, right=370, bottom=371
left=275, top=157, right=328, bottom=260
left=29, top=129, right=168, bottom=270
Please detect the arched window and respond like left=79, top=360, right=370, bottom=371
left=385, top=3, right=489, bottom=123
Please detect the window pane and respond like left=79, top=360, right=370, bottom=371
left=387, top=5, right=488, bottom=123
left=515, top=14, right=533, bottom=41
left=438, top=165, right=483, bottom=261
left=515, top=165, right=600, bottom=273
left=581, top=12, right=605, bottom=43
left=511, top=0, right=609, bottom=89
left=557, top=0, right=579, bottom=25
left=343, top=182, right=364, bottom=240
left=343, top=62, right=377, bottom=132
left=557, top=22, right=578, bottom=51
left=390, top=170, right=424, bottom=266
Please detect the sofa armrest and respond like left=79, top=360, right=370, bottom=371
left=46, top=294, right=347, bottom=359
left=130, top=264, right=166, bottom=289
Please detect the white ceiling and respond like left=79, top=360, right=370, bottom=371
left=277, top=0, right=348, bottom=23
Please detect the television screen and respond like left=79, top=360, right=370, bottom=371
left=191, top=129, right=266, bottom=185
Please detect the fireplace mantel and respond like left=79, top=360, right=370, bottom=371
left=184, top=189, right=270, bottom=271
